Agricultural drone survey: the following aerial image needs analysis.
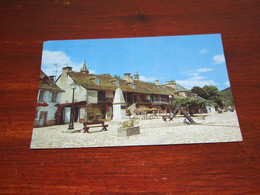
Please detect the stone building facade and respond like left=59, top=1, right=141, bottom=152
left=54, top=62, right=197, bottom=123
left=34, top=71, right=64, bottom=127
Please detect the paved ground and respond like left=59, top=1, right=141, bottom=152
left=30, top=111, right=243, bottom=149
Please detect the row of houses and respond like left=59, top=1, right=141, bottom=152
left=34, top=61, right=197, bottom=127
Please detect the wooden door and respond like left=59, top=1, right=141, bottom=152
left=39, top=111, right=47, bottom=127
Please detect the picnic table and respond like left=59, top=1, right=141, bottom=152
left=83, top=121, right=108, bottom=133
left=162, top=115, right=174, bottom=122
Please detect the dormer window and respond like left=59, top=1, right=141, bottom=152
left=116, top=80, right=120, bottom=86
left=95, top=79, right=100, bottom=85
left=130, top=83, right=134, bottom=88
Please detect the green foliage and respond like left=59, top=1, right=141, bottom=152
left=170, top=97, right=207, bottom=109
left=121, top=120, right=135, bottom=128
left=191, top=86, right=209, bottom=99
left=106, top=112, right=112, bottom=116
left=203, top=85, right=224, bottom=108
left=54, top=106, right=63, bottom=122
left=170, top=97, right=207, bottom=116
left=87, top=111, right=95, bottom=121
left=221, top=87, right=234, bottom=106
left=191, top=85, right=224, bottom=108
left=203, top=85, right=220, bottom=98
left=114, top=74, right=121, bottom=79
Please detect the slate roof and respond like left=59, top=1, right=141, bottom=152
left=67, top=71, right=179, bottom=97
left=176, top=83, right=189, bottom=92
left=68, top=71, right=138, bottom=93
left=39, top=71, right=64, bottom=92
left=133, top=80, right=178, bottom=96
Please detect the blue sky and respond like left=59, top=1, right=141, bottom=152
left=41, top=34, right=230, bottom=90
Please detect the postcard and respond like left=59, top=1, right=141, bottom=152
left=30, top=34, right=243, bottom=149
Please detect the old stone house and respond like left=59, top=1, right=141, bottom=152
left=163, top=80, right=195, bottom=98
left=34, top=71, right=64, bottom=127
left=55, top=62, right=187, bottom=123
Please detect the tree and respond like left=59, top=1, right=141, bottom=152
left=170, top=97, right=207, bottom=116
left=114, top=74, right=121, bottom=79
left=221, top=87, right=234, bottom=106
left=191, top=86, right=209, bottom=99
left=203, top=85, right=224, bottom=108
left=191, top=85, right=224, bottom=108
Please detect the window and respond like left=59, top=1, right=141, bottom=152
left=130, top=83, right=134, bottom=88
left=38, top=90, right=45, bottom=102
left=140, top=95, right=146, bottom=101
left=98, top=91, right=105, bottom=102
left=95, top=79, right=100, bottom=85
left=116, top=80, right=120, bottom=86
left=51, top=92, right=58, bottom=102
left=152, top=95, right=158, bottom=101
left=134, top=95, right=137, bottom=102
left=162, top=95, right=167, bottom=101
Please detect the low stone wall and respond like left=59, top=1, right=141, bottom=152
left=117, top=126, right=140, bottom=137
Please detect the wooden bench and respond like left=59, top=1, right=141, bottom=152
left=162, top=115, right=174, bottom=121
left=83, top=121, right=108, bottom=133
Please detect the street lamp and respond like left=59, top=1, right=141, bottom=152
left=169, top=95, right=173, bottom=114
left=169, top=95, right=173, bottom=103
left=68, top=82, right=77, bottom=130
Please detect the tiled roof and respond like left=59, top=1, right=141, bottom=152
left=39, top=71, right=65, bottom=92
left=133, top=80, right=177, bottom=96
left=68, top=72, right=138, bottom=93
left=67, top=71, right=179, bottom=97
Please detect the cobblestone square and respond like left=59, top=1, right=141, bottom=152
left=31, top=111, right=242, bottom=149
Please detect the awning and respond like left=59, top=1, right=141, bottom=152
left=137, top=107, right=159, bottom=111
left=59, top=101, right=86, bottom=107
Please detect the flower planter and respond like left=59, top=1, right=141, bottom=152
left=117, top=126, right=140, bottom=137
left=106, top=114, right=112, bottom=120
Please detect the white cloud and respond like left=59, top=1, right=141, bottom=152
left=176, top=79, right=217, bottom=89
left=190, top=76, right=207, bottom=81
left=224, top=81, right=230, bottom=86
left=89, top=69, right=96, bottom=74
left=42, top=50, right=72, bottom=67
left=199, top=48, right=208, bottom=54
left=197, top=67, right=213, bottom=73
left=186, top=72, right=199, bottom=77
left=42, top=68, right=58, bottom=76
left=213, top=54, right=225, bottom=64
left=41, top=50, right=73, bottom=77
left=177, top=71, right=217, bottom=89
left=41, top=50, right=96, bottom=77
left=139, top=75, right=158, bottom=83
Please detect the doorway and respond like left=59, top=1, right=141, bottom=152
left=39, top=111, right=47, bottom=127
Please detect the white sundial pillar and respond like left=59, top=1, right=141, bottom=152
left=112, top=88, right=127, bottom=121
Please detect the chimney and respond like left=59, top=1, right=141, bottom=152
left=124, top=73, right=133, bottom=82
left=49, top=76, right=55, bottom=82
left=62, top=66, right=72, bottom=75
left=155, top=80, right=159, bottom=85
left=165, top=80, right=177, bottom=90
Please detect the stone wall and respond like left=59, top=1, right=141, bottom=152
left=117, top=126, right=140, bottom=137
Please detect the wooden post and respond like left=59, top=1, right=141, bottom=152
left=85, top=90, right=88, bottom=122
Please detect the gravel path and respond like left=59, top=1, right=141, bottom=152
left=30, top=111, right=242, bottom=149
